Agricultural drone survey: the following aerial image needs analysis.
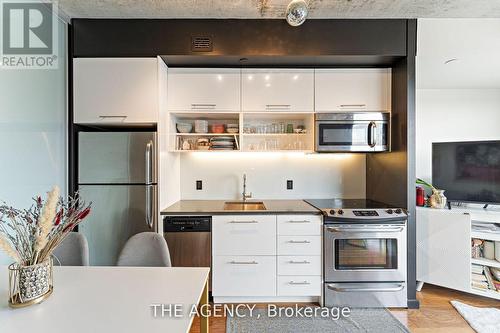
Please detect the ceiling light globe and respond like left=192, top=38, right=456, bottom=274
left=286, top=0, right=309, bottom=27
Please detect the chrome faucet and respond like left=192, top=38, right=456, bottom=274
left=242, top=174, right=252, bottom=202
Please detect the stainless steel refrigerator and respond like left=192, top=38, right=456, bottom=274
left=77, top=131, right=157, bottom=266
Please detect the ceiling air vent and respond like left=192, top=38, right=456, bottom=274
left=191, top=36, right=213, bottom=52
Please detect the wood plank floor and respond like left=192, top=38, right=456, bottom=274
left=190, top=284, right=500, bottom=333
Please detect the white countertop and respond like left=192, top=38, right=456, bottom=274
left=0, top=266, right=210, bottom=333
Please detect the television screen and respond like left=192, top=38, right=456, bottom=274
left=432, top=141, right=500, bottom=204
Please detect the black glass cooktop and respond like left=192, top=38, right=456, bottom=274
left=305, top=198, right=393, bottom=210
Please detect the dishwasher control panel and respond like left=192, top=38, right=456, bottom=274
left=163, top=216, right=211, bottom=232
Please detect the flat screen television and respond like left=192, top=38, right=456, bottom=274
left=432, top=140, right=500, bottom=205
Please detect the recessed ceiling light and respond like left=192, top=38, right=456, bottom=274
left=286, top=0, right=309, bottom=27
left=444, top=58, right=459, bottom=65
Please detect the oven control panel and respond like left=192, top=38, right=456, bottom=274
left=323, top=208, right=407, bottom=221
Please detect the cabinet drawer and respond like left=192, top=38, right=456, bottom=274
left=277, top=275, right=321, bottom=296
left=278, top=255, right=321, bottom=276
left=213, top=215, right=276, bottom=255
left=213, top=256, right=276, bottom=296
left=278, top=236, right=321, bottom=255
left=277, top=215, right=322, bottom=235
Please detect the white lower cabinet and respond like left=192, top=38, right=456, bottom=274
left=212, top=214, right=322, bottom=301
left=277, top=276, right=322, bottom=296
left=213, top=256, right=276, bottom=296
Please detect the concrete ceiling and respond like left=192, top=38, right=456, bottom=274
left=59, top=0, right=500, bottom=19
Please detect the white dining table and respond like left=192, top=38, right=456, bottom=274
left=0, top=266, right=210, bottom=333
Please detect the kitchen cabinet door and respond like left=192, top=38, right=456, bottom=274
left=242, top=69, right=314, bottom=112
left=315, top=69, right=391, bottom=112
left=416, top=208, right=470, bottom=293
left=213, top=256, right=276, bottom=296
left=167, top=68, right=240, bottom=111
left=212, top=215, right=276, bottom=255
left=73, top=58, right=158, bottom=124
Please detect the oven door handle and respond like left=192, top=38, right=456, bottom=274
left=327, top=283, right=404, bottom=292
left=326, top=226, right=404, bottom=233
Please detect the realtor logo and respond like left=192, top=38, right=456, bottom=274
left=1, top=0, right=58, bottom=69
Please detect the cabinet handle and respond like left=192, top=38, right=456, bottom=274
left=289, top=281, right=311, bottom=285
left=287, top=220, right=311, bottom=223
left=229, top=261, right=258, bottom=265
left=289, top=260, right=311, bottom=264
left=339, top=104, right=366, bottom=108
left=229, top=220, right=258, bottom=224
left=99, top=115, right=127, bottom=120
left=265, top=104, right=291, bottom=110
left=191, top=103, right=216, bottom=109
left=288, top=240, right=311, bottom=244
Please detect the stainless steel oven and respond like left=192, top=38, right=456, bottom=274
left=324, top=222, right=407, bottom=307
left=324, top=223, right=406, bottom=282
left=315, top=112, right=390, bottom=152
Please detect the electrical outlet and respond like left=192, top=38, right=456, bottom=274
left=196, top=180, right=202, bottom=190
left=287, top=180, right=293, bottom=190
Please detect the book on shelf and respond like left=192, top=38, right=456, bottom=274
left=471, top=280, right=489, bottom=290
left=471, top=273, right=487, bottom=282
left=484, top=266, right=498, bottom=292
left=471, top=263, right=484, bottom=275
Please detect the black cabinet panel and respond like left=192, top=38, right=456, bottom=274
left=72, top=19, right=408, bottom=62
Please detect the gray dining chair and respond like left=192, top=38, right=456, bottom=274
left=117, top=232, right=172, bottom=267
left=53, top=232, right=90, bottom=266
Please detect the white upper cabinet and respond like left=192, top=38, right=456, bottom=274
left=73, top=58, right=159, bottom=124
left=242, top=69, right=314, bottom=112
left=315, top=69, right=391, bottom=112
left=167, top=68, right=240, bottom=111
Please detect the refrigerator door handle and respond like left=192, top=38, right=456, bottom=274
left=145, top=140, right=154, bottom=184
left=146, top=185, right=156, bottom=230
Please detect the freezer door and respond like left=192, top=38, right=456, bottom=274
left=78, top=184, right=157, bottom=266
left=78, top=131, right=157, bottom=184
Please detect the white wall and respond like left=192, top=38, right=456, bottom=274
left=416, top=89, right=500, bottom=182
left=179, top=153, right=366, bottom=200
left=416, top=19, right=500, bottom=184
left=0, top=20, right=67, bottom=264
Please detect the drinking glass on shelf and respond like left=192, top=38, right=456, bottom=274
left=279, top=122, right=285, bottom=133
left=272, top=123, right=278, bottom=133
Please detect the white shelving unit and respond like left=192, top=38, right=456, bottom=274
left=168, top=111, right=315, bottom=153
left=417, top=206, right=500, bottom=300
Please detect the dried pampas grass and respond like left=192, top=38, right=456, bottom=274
left=0, top=235, right=20, bottom=262
left=0, top=186, right=91, bottom=266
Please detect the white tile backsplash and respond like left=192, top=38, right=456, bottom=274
left=180, top=152, right=366, bottom=200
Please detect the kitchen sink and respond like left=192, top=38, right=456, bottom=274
left=223, top=201, right=267, bottom=211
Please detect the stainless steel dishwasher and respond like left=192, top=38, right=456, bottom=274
left=163, top=216, right=212, bottom=289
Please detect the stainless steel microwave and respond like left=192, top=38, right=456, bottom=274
left=315, top=112, right=390, bottom=152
